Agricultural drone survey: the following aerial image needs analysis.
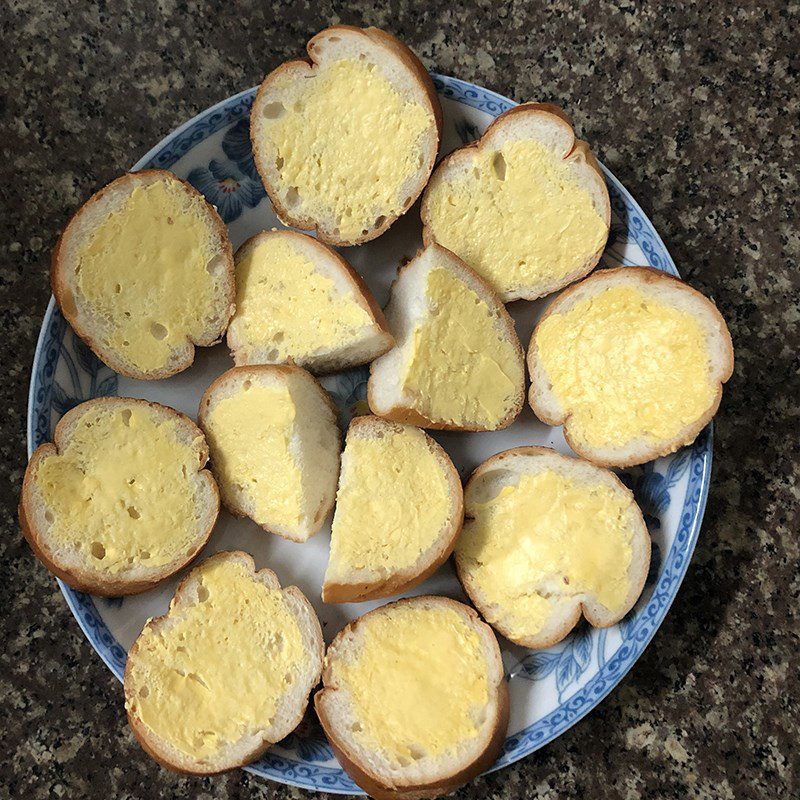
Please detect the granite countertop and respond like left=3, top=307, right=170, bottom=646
left=1, top=1, right=797, bottom=797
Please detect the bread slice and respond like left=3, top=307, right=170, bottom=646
left=124, top=551, right=324, bottom=774
left=51, top=169, right=235, bottom=380
left=19, top=397, right=218, bottom=596
left=528, top=266, right=734, bottom=467
left=322, top=416, right=463, bottom=603
left=420, top=103, right=610, bottom=302
left=250, top=25, right=442, bottom=246
left=315, top=596, right=508, bottom=800
left=226, top=230, right=393, bottom=373
left=368, top=244, right=525, bottom=431
left=455, top=446, right=650, bottom=649
left=197, top=365, right=340, bottom=542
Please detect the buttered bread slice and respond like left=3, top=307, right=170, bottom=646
left=227, top=230, right=393, bottom=372
left=368, top=244, right=525, bottom=431
left=421, top=103, right=610, bottom=302
left=19, top=397, right=218, bottom=596
left=455, top=447, right=650, bottom=649
left=52, top=170, right=235, bottom=380
left=322, top=416, right=463, bottom=603
left=316, top=596, right=508, bottom=800
left=250, top=25, right=442, bottom=246
left=198, top=365, right=340, bottom=542
left=528, top=266, right=734, bottom=467
left=125, top=551, right=324, bottom=774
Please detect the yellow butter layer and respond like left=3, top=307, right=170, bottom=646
left=329, top=426, right=450, bottom=574
left=426, top=139, right=607, bottom=296
left=457, top=470, right=633, bottom=638
left=35, top=404, right=204, bottom=574
left=125, top=558, right=304, bottom=760
left=76, top=178, right=222, bottom=372
left=202, top=383, right=303, bottom=530
left=262, top=59, right=433, bottom=240
left=535, top=285, right=716, bottom=447
left=331, top=604, right=489, bottom=762
left=402, top=267, right=522, bottom=428
left=229, top=236, right=372, bottom=363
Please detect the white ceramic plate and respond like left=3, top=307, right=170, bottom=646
left=27, top=76, right=712, bottom=793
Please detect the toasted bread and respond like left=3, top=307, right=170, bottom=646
left=315, top=596, right=508, bottom=800
left=19, top=397, right=218, bottom=596
left=322, top=416, right=463, bottom=603
left=528, top=266, right=734, bottom=467
left=226, top=230, right=393, bottom=373
left=455, top=446, right=650, bottom=649
left=51, top=169, right=235, bottom=380
left=368, top=244, right=525, bottom=431
left=250, top=25, right=442, bottom=246
left=421, top=103, right=610, bottom=302
left=198, top=365, right=340, bottom=542
left=124, top=551, right=324, bottom=774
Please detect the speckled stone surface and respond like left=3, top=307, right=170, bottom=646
left=1, top=0, right=797, bottom=797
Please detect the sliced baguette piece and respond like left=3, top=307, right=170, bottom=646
left=421, top=103, right=610, bottom=302
left=322, top=416, right=463, bottom=603
left=250, top=25, right=442, bottom=246
left=198, top=365, right=340, bottom=542
left=227, top=230, right=393, bottom=373
left=124, top=551, right=324, bottom=774
left=51, top=169, right=235, bottom=380
left=455, top=446, right=651, bottom=649
left=19, top=397, right=218, bottom=596
left=368, top=244, right=525, bottom=431
left=315, top=596, right=508, bottom=800
left=528, top=266, right=735, bottom=467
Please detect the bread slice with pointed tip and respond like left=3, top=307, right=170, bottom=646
left=322, top=415, right=463, bottom=603
left=19, top=396, right=218, bottom=596
left=250, top=25, right=442, bottom=246
left=368, top=244, right=525, bottom=431
left=198, top=365, right=340, bottom=542
left=51, top=169, right=235, bottom=380
left=455, top=446, right=651, bottom=649
left=527, top=266, right=734, bottom=467
left=421, top=103, right=610, bottom=302
left=227, top=230, right=393, bottom=373
left=315, top=596, right=508, bottom=800
left=124, top=551, right=324, bottom=774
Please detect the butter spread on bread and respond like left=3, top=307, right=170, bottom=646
left=124, top=552, right=323, bottom=773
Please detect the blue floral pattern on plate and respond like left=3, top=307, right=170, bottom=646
left=26, top=76, right=713, bottom=794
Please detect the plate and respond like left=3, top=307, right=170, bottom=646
left=26, top=76, right=712, bottom=793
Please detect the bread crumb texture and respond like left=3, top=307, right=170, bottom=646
left=457, top=470, right=633, bottom=638
left=331, top=604, right=489, bottom=763
left=35, top=404, right=204, bottom=574
left=203, top=383, right=303, bottom=530
left=329, top=426, right=450, bottom=572
left=403, top=267, right=522, bottom=427
left=426, top=139, right=607, bottom=296
left=229, top=235, right=371, bottom=363
left=75, top=178, right=223, bottom=372
left=262, top=59, right=433, bottom=240
left=125, top=558, right=304, bottom=760
left=535, top=285, right=716, bottom=447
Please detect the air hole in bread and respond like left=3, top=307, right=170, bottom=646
left=140, top=550, right=150, bottom=559
left=285, top=187, right=301, bottom=208
left=90, top=541, right=106, bottom=560
left=242, top=380, right=252, bottom=391
left=284, top=672, right=294, bottom=685
left=138, top=686, right=149, bottom=698
left=122, top=340, right=130, bottom=347
left=127, top=506, right=140, bottom=519
left=150, top=322, right=168, bottom=341
left=206, top=255, right=225, bottom=275
left=350, top=721, right=363, bottom=732
left=275, top=155, right=284, bottom=170
left=327, top=35, right=341, bottom=43
left=402, top=195, right=414, bottom=207
left=44, top=510, right=55, bottom=524
left=272, top=331, right=285, bottom=344
left=374, top=215, right=386, bottom=229
left=114, top=283, right=121, bottom=294
left=197, top=584, right=210, bottom=603
left=492, top=152, right=507, bottom=181
left=409, top=745, right=426, bottom=761
left=266, top=348, right=279, bottom=361
left=262, top=101, right=286, bottom=120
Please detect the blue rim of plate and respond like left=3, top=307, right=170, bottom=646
left=26, top=75, right=712, bottom=793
